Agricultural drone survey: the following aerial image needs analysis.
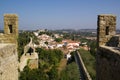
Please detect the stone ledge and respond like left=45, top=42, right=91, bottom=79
left=99, top=45, right=120, bottom=56
left=97, top=46, right=120, bottom=80
left=98, top=14, right=116, bottom=17
left=0, top=43, right=15, bottom=48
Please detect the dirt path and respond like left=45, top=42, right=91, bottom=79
left=57, top=58, right=67, bottom=75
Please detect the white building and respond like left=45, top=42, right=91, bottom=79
left=66, top=53, right=71, bottom=60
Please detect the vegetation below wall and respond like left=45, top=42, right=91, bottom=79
left=19, top=48, right=63, bottom=80
left=78, top=48, right=96, bottom=80
left=18, top=30, right=96, bottom=80
left=59, top=51, right=80, bottom=80
left=60, top=62, right=80, bottom=80
left=19, top=47, right=80, bottom=80
left=36, top=48, right=63, bottom=66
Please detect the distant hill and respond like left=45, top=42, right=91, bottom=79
left=77, top=29, right=96, bottom=32
left=51, top=29, right=97, bottom=33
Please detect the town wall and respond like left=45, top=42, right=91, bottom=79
left=97, top=46, right=120, bottom=80
left=74, top=51, right=92, bottom=80
left=97, top=14, right=116, bottom=46
left=97, top=14, right=120, bottom=80
left=0, top=14, right=18, bottom=80
left=19, top=38, right=38, bottom=71
left=0, top=44, right=18, bottom=80
left=0, top=14, right=18, bottom=44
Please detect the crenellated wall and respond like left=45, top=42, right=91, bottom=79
left=0, top=14, right=19, bottom=80
left=97, top=14, right=120, bottom=80
left=97, top=14, right=116, bottom=46
left=0, top=14, right=18, bottom=44
left=0, top=44, right=18, bottom=80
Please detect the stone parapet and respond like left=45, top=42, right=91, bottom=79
left=74, top=51, right=92, bottom=80
left=97, top=14, right=116, bottom=46
left=97, top=46, right=120, bottom=80
left=4, top=14, right=18, bottom=36
left=0, top=14, right=18, bottom=45
left=0, top=44, right=18, bottom=80
left=106, top=35, right=120, bottom=47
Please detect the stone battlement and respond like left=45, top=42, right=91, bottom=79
left=98, top=14, right=116, bottom=17
left=99, top=45, right=120, bottom=55
left=4, top=14, right=18, bottom=16
left=0, top=14, right=19, bottom=80
left=97, top=14, right=116, bottom=46
left=0, top=14, right=18, bottom=44
left=106, top=35, right=120, bottom=47
left=97, top=14, right=120, bottom=80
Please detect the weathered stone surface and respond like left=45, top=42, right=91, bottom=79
left=0, top=14, right=19, bottom=80
left=106, top=35, right=120, bottom=47
left=97, top=46, right=120, bottom=80
left=0, top=14, right=18, bottom=44
left=97, top=14, right=120, bottom=80
left=0, top=44, right=18, bottom=80
left=19, top=52, right=38, bottom=71
left=19, top=37, right=38, bottom=71
left=4, top=14, right=18, bottom=36
left=97, top=14, right=116, bottom=46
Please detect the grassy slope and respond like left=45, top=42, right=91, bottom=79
left=78, top=48, right=96, bottom=80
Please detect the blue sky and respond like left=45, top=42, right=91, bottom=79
left=0, top=0, right=120, bottom=30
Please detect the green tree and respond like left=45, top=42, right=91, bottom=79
left=48, top=66, right=58, bottom=80
left=60, top=62, right=80, bottom=80
left=19, top=66, right=49, bottom=80
left=89, top=41, right=96, bottom=57
left=55, top=38, right=62, bottom=42
left=20, top=48, right=63, bottom=80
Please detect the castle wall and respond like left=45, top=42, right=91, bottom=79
left=97, top=14, right=116, bottom=46
left=4, top=14, right=18, bottom=37
left=0, top=14, right=18, bottom=44
left=0, top=14, right=19, bottom=80
left=0, top=44, right=18, bottom=80
left=0, top=34, right=17, bottom=44
left=97, top=46, right=120, bottom=80
left=96, top=14, right=120, bottom=80
left=19, top=52, right=38, bottom=71
left=106, top=35, right=120, bottom=47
